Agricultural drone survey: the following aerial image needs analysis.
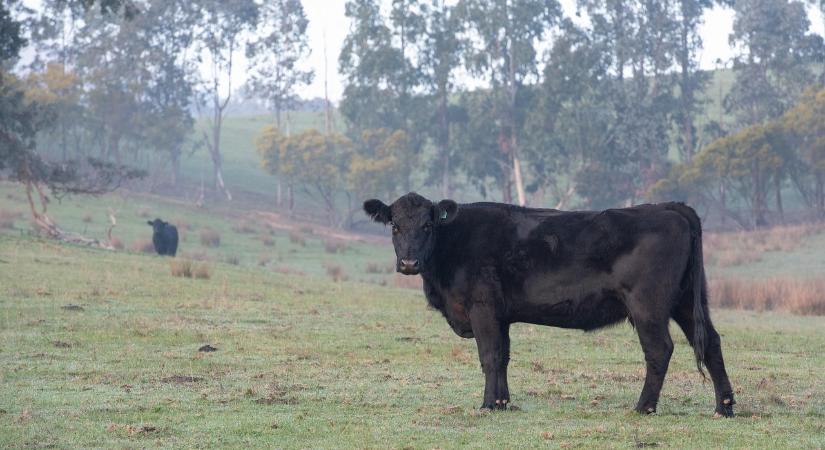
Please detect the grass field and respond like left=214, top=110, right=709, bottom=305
left=1, top=234, right=824, bottom=449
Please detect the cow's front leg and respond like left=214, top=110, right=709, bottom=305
left=470, top=305, right=510, bottom=410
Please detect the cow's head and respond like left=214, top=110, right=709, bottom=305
left=147, top=218, right=166, bottom=233
left=363, top=192, right=458, bottom=275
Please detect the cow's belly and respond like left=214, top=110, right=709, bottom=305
left=512, top=270, right=627, bottom=331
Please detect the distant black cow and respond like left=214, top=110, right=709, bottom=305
left=147, top=218, right=178, bottom=256
left=364, top=193, right=735, bottom=417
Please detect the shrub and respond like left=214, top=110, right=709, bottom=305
left=82, top=213, right=93, bottom=223
left=258, top=255, right=272, bottom=267
left=131, top=239, right=155, bottom=253
left=200, top=228, right=221, bottom=247
left=299, top=225, right=314, bottom=235
left=289, top=230, right=306, bottom=247
left=260, top=235, right=275, bottom=247
left=223, top=255, right=240, bottom=265
left=136, top=207, right=151, bottom=218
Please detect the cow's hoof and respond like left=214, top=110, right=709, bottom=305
left=494, top=399, right=509, bottom=410
left=634, top=406, right=656, bottom=415
left=714, top=398, right=734, bottom=418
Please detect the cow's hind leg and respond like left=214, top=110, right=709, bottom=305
left=633, top=320, right=674, bottom=414
left=673, top=305, right=735, bottom=417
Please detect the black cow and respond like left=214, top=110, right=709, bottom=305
left=147, top=218, right=178, bottom=256
left=364, top=192, right=735, bottom=417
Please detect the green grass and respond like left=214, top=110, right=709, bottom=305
left=1, top=234, right=824, bottom=448
left=0, top=182, right=395, bottom=280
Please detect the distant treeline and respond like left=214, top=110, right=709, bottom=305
left=2, top=0, right=825, bottom=230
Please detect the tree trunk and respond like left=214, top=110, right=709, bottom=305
left=816, top=172, right=824, bottom=218
left=210, top=112, right=232, bottom=201
left=775, top=175, right=784, bottom=223
left=171, top=147, right=181, bottom=187
left=439, top=89, right=450, bottom=199
left=287, top=183, right=294, bottom=218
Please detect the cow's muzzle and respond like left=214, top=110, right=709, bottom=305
left=398, top=258, right=420, bottom=275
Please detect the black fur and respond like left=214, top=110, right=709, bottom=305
left=364, top=193, right=735, bottom=416
left=147, top=218, right=178, bottom=257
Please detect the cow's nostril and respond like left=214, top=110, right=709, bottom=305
left=400, top=259, right=419, bottom=271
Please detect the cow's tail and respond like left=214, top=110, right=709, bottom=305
left=670, top=203, right=709, bottom=379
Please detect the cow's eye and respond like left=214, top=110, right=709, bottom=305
left=391, top=224, right=400, bottom=234
left=422, top=223, right=432, bottom=233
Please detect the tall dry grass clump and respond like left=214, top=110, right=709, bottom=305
left=324, top=263, right=347, bottom=282
left=710, top=277, right=825, bottom=316
left=170, top=259, right=212, bottom=280
left=200, top=228, right=221, bottom=247
left=366, top=262, right=394, bottom=274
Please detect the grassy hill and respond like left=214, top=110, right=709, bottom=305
left=1, top=233, right=824, bottom=448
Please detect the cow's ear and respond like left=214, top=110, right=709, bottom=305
left=363, top=199, right=391, bottom=224
left=147, top=220, right=154, bottom=226
left=436, top=199, right=458, bottom=224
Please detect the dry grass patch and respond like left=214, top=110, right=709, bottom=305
left=260, top=235, right=275, bottom=247
left=200, top=228, right=221, bottom=247
left=170, top=259, right=212, bottom=280
left=223, top=255, right=240, bottom=266
left=81, top=213, right=93, bottom=223
left=325, top=264, right=347, bottom=282
left=704, top=223, right=824, bottom=267
left=131, top=239, right=155, bottom=254
left=711, top=277, right=825, bottom=315
left=366, top=262, right=394, bottom=274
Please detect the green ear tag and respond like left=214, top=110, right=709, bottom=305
left=440, top=210, right=448, bottom=220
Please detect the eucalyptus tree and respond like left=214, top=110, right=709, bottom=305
left=456, top=0, right=562, bottom=205
left=195, top=0, right=259, bottom=201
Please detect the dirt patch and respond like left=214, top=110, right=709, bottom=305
left=52, top=341, right=73, bottom=348
left=161, top=375, right=203, bottom=383
left=198, top=344, right=218, bottom=352
left=249, top=211, right=390, bottom=245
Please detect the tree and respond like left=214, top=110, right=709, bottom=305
left=246, top=0, right=313, bottom=128
left=246, top=0, right=313, bottom=208
left=782, top=87, right=825, bottom=217
left=257, top=127, right=353, bottom=227
left=2, top=0, right=144, bottom=244
left=675, top=0, right=714, bottom=161
left=417, top=0, right=463, bottom=198
left=725, top=0, right=818, bottom=126
left=196, top=0, right=258, bottom=201
left=457, top=0, right=562, bottom=205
